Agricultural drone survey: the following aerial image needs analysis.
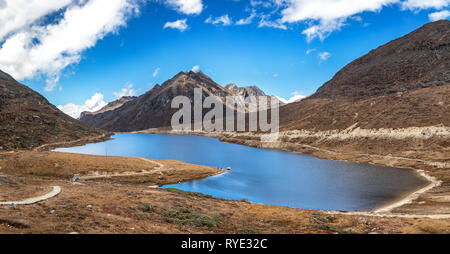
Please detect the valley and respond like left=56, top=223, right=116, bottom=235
left=0, top=20, right=448, bottom=234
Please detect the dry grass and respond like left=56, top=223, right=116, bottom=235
left=0, top=175, right=449, bottom=234
left=0, top=151, right=449, bottom=234
left=0, top=152, right=223, bottom=186
left=0, top=176, right=51, bottom=201
left=100, top=159, right=224, bottom=186
left=0, top=151, right=158, bottom=179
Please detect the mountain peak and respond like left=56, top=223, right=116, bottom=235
left=79, top=71, right=283, bottom=131
left=225, top=83, right=238, bottom=90
left=0, top=69, right=16, bottom=82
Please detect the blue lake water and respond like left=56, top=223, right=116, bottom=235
left=55, top=133, right=428, bottom=211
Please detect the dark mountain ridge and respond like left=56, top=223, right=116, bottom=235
left=80, top=70, right=282, bottom=131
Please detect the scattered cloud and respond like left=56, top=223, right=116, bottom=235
left=275, top=0, right=398, bottom=23
left=302, top=18, right=347, bottom=42
left=318, top=51, right=331, bottom=61
left=276, top=91, right=307, bottom=104
left=306, top=48, right=316, bottom=55
left=271, top=0, right=398, bottom=41
left=164, top=19, right=188, bottom=31
left=250, top=0, right=275, bottom=8
left=205, top=14, right=232, bottom=26
left=401, top=0, right=450, bottom=11
left=57, top=92, right=107, bottom=119
left=273, top=73, right=279, bottom=78
left=114, top=83, right=137, bottom=99
left=0, top=0, right=142, bottom=92
left=265, top=0, right=449, bottom=41
left=191, top=65, right=200, bottom=72
left=165, top=0, right=203, bottom=15
left=351, top=15, right=363, bottom=22
left=258, top=16, right=287, bottom=29
left=153, top=67, right=160, bottom=78
left=428, top=9, right=450, bottom=20
left=236, top=12, right=256, bottom=25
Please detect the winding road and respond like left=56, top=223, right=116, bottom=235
left=0, top=186, right=61, bottom=205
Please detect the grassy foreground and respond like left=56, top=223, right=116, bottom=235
left=0, top=151, right=449, bottom=234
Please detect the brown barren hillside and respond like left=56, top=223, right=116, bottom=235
left=280, top=85, right=449, bottom=131
left=280, top=20, right=449, bottom=131
left=0, top=69, right=108, bottom=151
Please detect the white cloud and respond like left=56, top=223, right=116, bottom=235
left=205, top=14, right=232, bottom=26
left=276, top=0, right=398, bottom=22
left=57, top=92, right=107, bottom=119
left=236, top=12, right=256, bottom=25
left=0, top=0, right=72, bottom=41
left=191, top=65, right=200, bottom=72
left=153, top=67, right=160, bottom=78
left=0, top=0, right=141, bottom=92
left=258, top=16, right=287, bottom=29
left=401, top=0, right=449, bottom=10
left=306, top=48, right=316, bottom=55
left=428, top=9, right=450, bottom=20
left=166, top=0, right=203, bottom=15
left=258, top=0, right=449, bottom=41
left=164, top=19, right=188, bottom=31
left=273, top=73, right=279, bottom=78
left=302, top=18, right=347, bottom=42
left=251, top=0, right=275, bottom=8
left=276, top=91, right=307, bottom=104
left=272, top=0, right=398, bottom=41
left=318, top=51, right=331, bottom=61
left=114, top=83, right=137, bottom=99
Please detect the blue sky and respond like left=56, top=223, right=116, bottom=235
left=0, top=0, right=449, bottom=117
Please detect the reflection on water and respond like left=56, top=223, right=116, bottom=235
left=55, top=133, right=428, bottom=211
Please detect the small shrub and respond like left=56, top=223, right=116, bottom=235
left=162, top=207, right=221, bottom=229
left=138, top=203, right=156, bottom=213
left=164, top=188, right=227, bottom=201
left=238, top=227, right=262, bottom=234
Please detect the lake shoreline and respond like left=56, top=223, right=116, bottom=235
left=134, top=128, right=449, bottom=217
left=1, top=135, right=449, bottom=234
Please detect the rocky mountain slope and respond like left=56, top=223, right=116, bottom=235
left=80, top=71, right=281, bottom=131
left=226, top=83, right=266, bottom=97
left=0, top=70, right=107, bottom=151
left=279, top=20, right=449, bottom=131
left=226, top=83, right=285, bottom=110
left=82, top=21, right=448, bottom=134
